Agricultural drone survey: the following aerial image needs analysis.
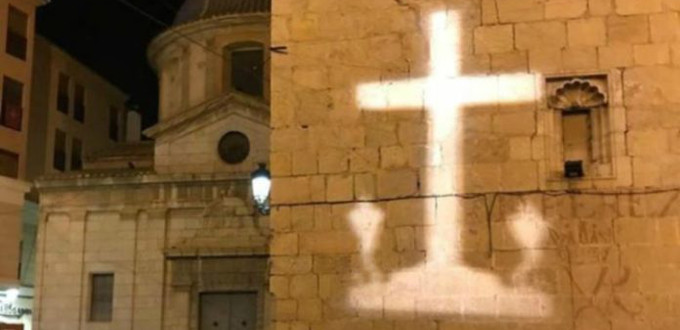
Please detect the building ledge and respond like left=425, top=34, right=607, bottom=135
left=144, top=92, right=269, bottom=142
left=165, top=246, right=269, bottom=259
left=34, top=170, right=250, bottom=190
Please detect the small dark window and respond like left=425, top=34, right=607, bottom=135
left=1, top=77, right=23, bottom=131
left=71, top=138, right=82, bottom=171
left=0, top=148, right=18, bottom=178
left=109, top=107, right=119, bottom=141
left=57, top=73, right=69, bottom=114
left=90, top=273, right=114, bottom=322
left=6, top=6, right=27, bottom=60
left=74, top=84, right=85, bottom=122
left=229, top=47, right=264, bottom=97
left=562, top=108, right=592, bottom=175
left=17, top=240, right=22, bottom=279
left=218, top=131, right=250, bottom=164
left=53, top=129, right=66, bottom=171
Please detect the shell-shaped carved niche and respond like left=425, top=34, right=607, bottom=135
left=549, top=80, right=607, bottom=110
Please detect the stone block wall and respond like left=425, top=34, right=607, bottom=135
left=270, top=0, right=680, bottom=329
left=153, top=108, right=270, bottom=175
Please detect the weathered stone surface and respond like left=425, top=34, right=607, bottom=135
left=474, top=25, right=514, bottom=54
left=634, top=43, right=671, bottom=66
left=651, top=12, right=680, bottom=42
left=376, top=169, right=419, bottom=198
left=589, top=0, right=613, bottom=15
left=515, top=21, right=567, bottom=50
left=271, top=233, right=299, bottom=256
left=615, top=0, right=663, bottom=15
left=491, top=51, right=529, bottom=73
left=545, top=0, right=588, bottom=19
left=529, top=48, right=563, bottom=73
left=568, top=18, right=607, bottom=47
left=496, top=0, right=545, bottom=23
left=607, top=15, right=650, bottom=44
left=563, top=47, right=598, bottom=71
left=624, top=67, right=680, bottom=105
left=299, top=231, right=357, bottom=254
left=598, top=44, right=634, bottom=68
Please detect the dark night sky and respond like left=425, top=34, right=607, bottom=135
left=37, top=0, right=185, bottom=128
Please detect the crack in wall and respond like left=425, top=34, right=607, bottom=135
left=394, top=0, right=423, bottom=33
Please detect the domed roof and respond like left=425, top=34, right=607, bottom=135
left=174, top=0, right=270, bottom=25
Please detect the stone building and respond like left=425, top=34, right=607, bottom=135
left=32, top=0, right=680, bottom=330
left=269, top=0, right=680, bottom=329
left=32, top=0, right=271, bottom=329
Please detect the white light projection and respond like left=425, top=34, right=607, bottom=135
left=350, top=11, right=551, bottom=318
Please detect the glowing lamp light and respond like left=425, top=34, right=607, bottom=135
left=251, top=163, right=271, bottom=215
left=4, top=288, right=19, bottom=302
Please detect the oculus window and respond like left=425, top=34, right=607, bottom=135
left=218, top=131, right=250, bottom=164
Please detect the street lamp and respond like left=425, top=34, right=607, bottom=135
left=2, top=288, right=19, bottom=302
left=251, top=163, right=271, bottom=215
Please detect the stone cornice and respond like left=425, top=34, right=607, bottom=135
left=147, top=13, right=270, bottom=71
left=35, top=171, right=250, bottom=190
left=143, top=92, right=270, bottom=143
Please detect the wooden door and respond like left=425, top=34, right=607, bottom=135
left=200, top=292, right=257, bottom=330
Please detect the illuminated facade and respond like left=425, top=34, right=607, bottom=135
left=32, top=0, right=271, bottom=329
left=0, top=0, right=38, bottom=329
left=270, top=0, right=680, bottom=329
left=30, top=0, right=680, bottom=329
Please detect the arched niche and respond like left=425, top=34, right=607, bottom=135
left=546, top=76, right=614, bottom=180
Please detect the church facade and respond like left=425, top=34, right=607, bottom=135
left=32, top=1, right=272, bottom=329
left=33, top=0, right=680, bottom=329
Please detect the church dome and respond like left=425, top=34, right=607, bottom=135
left=174, top=0, right=270, bottom=25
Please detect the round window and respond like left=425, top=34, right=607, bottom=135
left=217, top=131, right=250, bottom=164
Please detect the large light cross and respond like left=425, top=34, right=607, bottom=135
left=350, top=11, right=551, bottom=318
left=358, top=11, right=536, bottom=142
left=357, top=11, right=539, bottom=264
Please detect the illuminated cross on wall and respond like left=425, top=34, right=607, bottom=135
left=351, top=11, right=552, bottom=318
left=358, top=11, right=537, bottom=141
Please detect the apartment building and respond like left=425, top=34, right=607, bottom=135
left=27, top=35, right=134, bottom=180
left=0, top=0, right=37, bottom=329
